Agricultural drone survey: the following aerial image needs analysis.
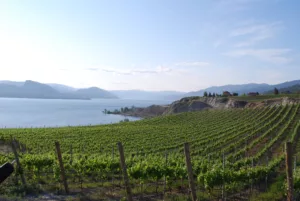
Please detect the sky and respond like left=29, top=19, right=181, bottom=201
left=0, top=0, right=299, bottom=92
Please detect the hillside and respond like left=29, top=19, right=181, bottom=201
left=265, top=84, right=300, bottom=94
left=186, top=79, right=300, bottom=96
left=76, top=87, right=118, bottom=99
left=47, top=83, right=77, bottom=93
left=0, top=104, right=299, bottom=200
left=0, top=80, right=86, bottom=99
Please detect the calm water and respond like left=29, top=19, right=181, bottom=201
left=0, top=98, right=171, bottom=128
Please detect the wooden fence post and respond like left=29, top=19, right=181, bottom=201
left=11, top=140, right=26, bottom=187
left=55, top=141, right=69, bottom=194
left=117, top=142, right=133, bottom=201
left=184, top=143, right=197, bottom=201
left=286, top=142, right=293, bottom=201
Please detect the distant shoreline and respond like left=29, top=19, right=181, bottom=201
left=0, top=120, right=142, bottom=129
left=103, top=104, right=169, bottom=118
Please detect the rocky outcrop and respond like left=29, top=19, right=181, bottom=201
left=163, top=97, right=212, bottom=114
left=281, top=97, right=300, bottom=105
left=244, top=97, right=300, bottom=108
left=225, top=99, right=248, bottom=108
left=198, top=97, right=229, bottom=108
left=261, top=97, right=300, bottom=106
left=164, top=96, right=300, bottom=114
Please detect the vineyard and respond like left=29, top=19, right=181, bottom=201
left=0, top=104, right=300, bottom=200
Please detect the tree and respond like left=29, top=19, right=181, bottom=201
left=212, top=93, right=216, bottom=97
left=256, top=92, right=259, bottom=95
left=208, top=92, right=212, bottom=97
left=203, top=91, right=208, bottom=97
left=232, top=92, right=239, bottom=96
left=274, top=88, right=279, bottom=95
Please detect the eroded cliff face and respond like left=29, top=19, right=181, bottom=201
left=180, top=97, right=247, bottom=109
left=197, top=97, right=228, bottom=108
left=225, top=99, right=248, bottom=108
left=163, top=97, right=212, bottom=115
left=164, top=96, right=300, bottom=114
left=244, top=97, right=300, bottom=108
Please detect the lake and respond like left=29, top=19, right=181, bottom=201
left=0, top=98, right=172, bottom=128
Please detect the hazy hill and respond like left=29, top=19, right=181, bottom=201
left=23, top=80, right=58, bottom=95
left=0, top=80, right=118, bottom=100
left=110, top=90, right=185, bottom=100
left=265, top=84, right=300, bottom=94
left=185, top=80, right=300, bottom=96
left=47, top=83, right=77, bottom=93
left=76, top=87, right=118, bottom=99
left=273, top=80, right=300, bottom=89
left=0, top=80, right=24, bottom=87
left=1, top=79, right=299, bottom=100
left=0, top=80, right=89, bottom=99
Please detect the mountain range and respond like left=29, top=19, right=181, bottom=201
left=110, top=90, right=185, bottom=100
left=0, top=80, right=117, bottom=100
left=185, top=80, right=300, bottom=96
left=0, top=79, right=299, bottom=100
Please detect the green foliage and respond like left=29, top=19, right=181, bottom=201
left=0, top=103, right=299, bottom=198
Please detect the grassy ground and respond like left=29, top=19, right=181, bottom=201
left=231, top=94, right=300, bottom=102
left=249, top=175, right=285, bottom=201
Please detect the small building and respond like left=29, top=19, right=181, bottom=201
left=248, top=92, right=259, bottom=96
left=223, top=91, right=232, bottom=96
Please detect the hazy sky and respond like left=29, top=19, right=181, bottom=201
left=0, top=0, right=299, bottom=92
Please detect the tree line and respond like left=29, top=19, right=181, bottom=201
left=203, top=92, right=239, bottom=97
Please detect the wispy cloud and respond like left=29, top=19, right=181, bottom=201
left=86, top=68, right=99, bottom=71
left=225, top=48, right=292, bottom=64
left=230, top=21, right=283, bottom=47
left=175, top=62, right=210, bottom=67
left=112, top=81, right=128, bottom=85
left=213, top=40, right=224, bottom=48
left=101, top=66, right=172, bottom=75
left=102, top=69, right=132, bottom=75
